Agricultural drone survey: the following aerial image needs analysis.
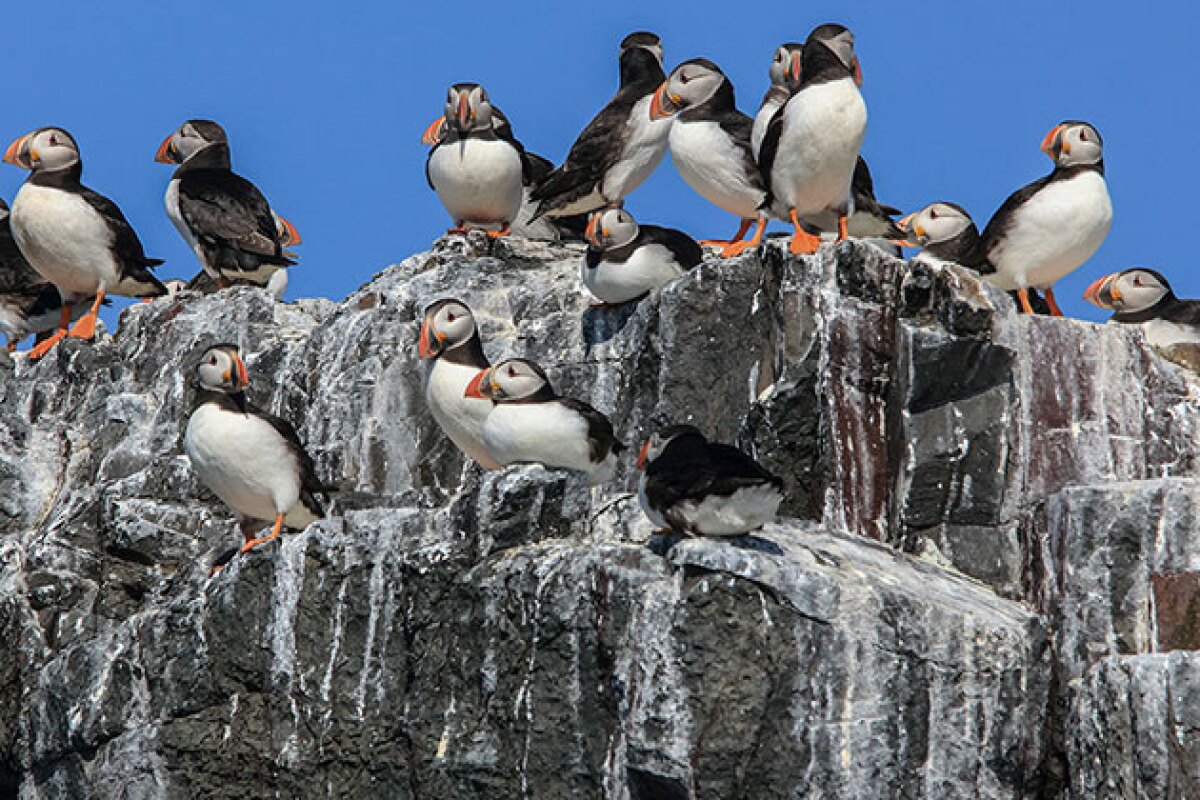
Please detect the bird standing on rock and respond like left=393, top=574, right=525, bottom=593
left=464, top=358, right=623, bottom=485
left=156, top=119, right=296, bottom=290
left=759, top=23, right=867, bottom=255
left=650, top=58, right=772, bottom=257
left=425, top=83, right=526, bottom=236
left=972, top=121, right=1112, bottom=316
left=184, top=344, right=327, bottom=566
left=530, top=32, right=671, bottom=219
left=582, top=208, right=702, bottom=305
left=637, top=425, right=783, bottom=537
left=3, top=127, right=166, bottom=359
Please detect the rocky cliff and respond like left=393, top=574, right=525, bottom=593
left=0, top=236, right=1197, bottom=799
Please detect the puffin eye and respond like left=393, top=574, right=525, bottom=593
left=1078, top=129, right=1088, bottom=142
left=209, top=356, right=217, bottom=365
left=446, top=312, right=456, bottom=322
left=1132, top=276, right=1143, bottom=287
left=679, top=71, right=691, bottom=84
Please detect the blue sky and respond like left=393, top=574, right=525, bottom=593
left=3, top=1, right=1196, bottom=327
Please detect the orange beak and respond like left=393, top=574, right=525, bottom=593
left=223, top=353, right=250, bottom=390
left=853, top=58, right=863, bottom=88
left=463, top=368, right=493, bottom=399
left=154, top=133, right=176, bottom=164
left=584, top=213, right=602, bottom=245
left=648, top=83, right=676, bottom=120
left=789, top=53, right=802, bottom=84
left=891, top=212, right=919, bottom=247
left=635, top=439, right=651, bottom=470
left=421, top=116, right=446, bottom=146
left=456, top=93, right=471, bottom=129
left=3, top=134, right=30, bottom=167
left=275, top=215, right=302, bottom=247
left=1040, top=124, right=1066, bottom=159
left=1083, top=274, right=1119, bottom=309
left=417, top=317, right=446, bottom=359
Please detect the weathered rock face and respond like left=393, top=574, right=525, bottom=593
left=0, top=234, right=1197, bottom=799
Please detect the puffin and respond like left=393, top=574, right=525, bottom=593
left=973, top=121, right=1112, bottom=316
left=425, top=83, right=525, bottom=235
left=421, top=105, right=585, bottom=241
left=582, top=208, right=702, bottom=304
left=530, top=31, right=671, bottom=219
left=0, top=197, right=78, bottom=351
left=649, top=58, right=772, bottom=257
left=1084, top=268, right=1200, bottom=356
left=463, top=357, right=623, bottom=485
left=155, top=119, right=294, bottom=289
left=3, top=127, right=166, bottom=359
left=636, top=424, right=783, bottom=537
left=184, top=344, right=327, bottom=560
left=417, top=298, right=501, bottom=469
left=180, top=212, right=298, bottom=299
left=752, top=43, right=803, bottom=161
left=758, top=23, right=867, bottom=254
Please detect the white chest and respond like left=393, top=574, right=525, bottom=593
left=427, top=138, right=524, bottom=228
left=165, top=179, right=204, bottom=261
left=771, top=79, right=867, bottom=215
left=423, top=358, right=500, bottom=469
left=1142, top=319, right=1200, bottom=349
left=10, top=183, right=118, bottom=296
left=601, top=95, right=672, bottom=201
left=582, top=244, right=684, bottom=304
left=483, top=402, right=591, bottom=470
left=669, top=119, right=763, bottom=220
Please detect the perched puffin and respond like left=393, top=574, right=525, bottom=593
left=176, top=213, right=299, bottom=299
left=530, top=32, right=671, bottom=219
left=463, top=358, right=623, bottom=485
left=759, top=23, right=867, bottom=254
left=3, top=127, right=166, bottom=359
left=752, top=43, right=803, bottom=161
left=649, top=59, right=772, bottom=257
left=155, top=119, right=293, bottom=289
left=184, top=344, right=326, bottom=559
left=425, top=83, right=525, bottom=235
left=973, top=121, right=1112, bottom=315
left=421, top=105, right=585, bottom=241
left=417, top=298, right=501, bottom=469
left=0, top=198, right=77, bottom=351
left=1084, top=268, right=1200, bottom=356
left=582, top=208, right=701, bottom=304
left=636, top=425, right=783, bottom=536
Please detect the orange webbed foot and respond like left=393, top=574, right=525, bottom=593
left=28, top=331, right=66, bottom=360
left=788, top=231, right=822, bottom=255
left=67, top=315, right=97, bottom=341
left=485, top=228, right=511, bottom=239
left=720, top=239, right=760, bottom=258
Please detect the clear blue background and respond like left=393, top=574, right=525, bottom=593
left=3, top=1, right=1194, bottom=328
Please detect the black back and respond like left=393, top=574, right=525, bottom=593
left=643, top=428, right=782, bottom=523
left=557, top=396, right=625, bottom=463
left=587, top=224, right=703, bottom=271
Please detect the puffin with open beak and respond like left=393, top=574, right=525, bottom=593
left=758, top=23, right=867, bottom=255
left=155, top=119, right=294, bottom=290
left=3, top=127, right=166, bottom=359
left=582, top=207, right=702, bottom=305
left=1084, top=269, right=1200, bottom=360
left=973, top=121, right=1112, bottom=316
left=463, top=357, right=624, bottom=485
left=425, top=83, right=525, bottom=236
left=636, top=425, right=783, bottom=537
left=184, top=343, right=327, bottom=567
left=650, top=58, right=772, bottom=257
left=530, top=31, right=671, bottom=219
left=418, top=298, right=501, bottom=469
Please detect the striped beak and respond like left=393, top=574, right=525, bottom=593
left=154, top=133, right=177, bottom=164
left=1083, top=274, right=1119, bottom=309
left=635, top=439, right=651, bottom=470
left=417, top=317, right=446, bottom=359
left=421, top=116, right=446, bottom=146
left=3, top=134, right=32, bottom=169
left=648, top=83, right=679, bottom=120
left=463, top=367, right=496, bottom=399
left=1040, top=124, right=1066, bottom=160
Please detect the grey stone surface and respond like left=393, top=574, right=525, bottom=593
left=0, top=234, right=1197, bottom=798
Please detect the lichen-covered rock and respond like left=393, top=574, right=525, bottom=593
left=0, top=234, right=1197, bottom=799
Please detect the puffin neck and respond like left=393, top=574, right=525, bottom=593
left=679, top=78, right=736, bottom=121
left=1113, top=294, right=1179, bottom=323
left=1053, top=160, right=1105, bottom=179
left=926, top=225, right=984, bottom=266
left=178, top=144, right=232, bottom=172
left=799, top=44, right=853, bottom=87
left=498, top=384, right=558, bottom=405
left=194, top=387, right=248, bottom=413
left=441, top=333, right=489, bottom=368
left=28, top=162, right=83, bottom=188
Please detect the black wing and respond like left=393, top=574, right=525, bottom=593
left=530, top=97, right=638, bottom=210
left=851, top=158, right=903, bottom=237
left=77, top=186, right=167, bottom=293
left=973, top=173, right=1056, bottom=276
left=522, top=151, right=556, bottom=187
left=247, top=401, right=328, bottom=517
left=179, top=169, right=291, bottom=266
left=1164, top=300, right=1200, bottom=326
left=637, top=224, right=704, bottom=270
left=715, top=110, right=769, bottom=200
left=756, top=104, right=786, bottom=201
left=0, top=230, right=46, bottom=295
left=646, top=439, right=780, bottom=515
left=556, top=397, right=625, bottom=462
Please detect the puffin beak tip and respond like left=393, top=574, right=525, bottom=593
left=154, top=134, right=176, bottom=164
left=3, top=134, right=29, bottom=168
left=463, top=368, right=491, bottom=399
left=421, top=116, right=446, bottom=146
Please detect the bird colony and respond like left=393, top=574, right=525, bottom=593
left=1, top=24, right=1195, bottom=573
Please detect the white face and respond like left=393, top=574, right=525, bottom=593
left=901, top=203, right=974, bottom=246
left=663, top=62, right=725, bottom=110
left=5, top=127, right=80, bottom=172
left=1043, top=122, right=1104, bottom=167
left=484, top=359, right=549, bottom=400
left=422, top=299, right=476, bottom=354
left=587, top=208, right=639, bottom=249
left=1110, top=269, right=1170, bottom=312
left=768, top=46, right=792, bottom=87
left=445, top=84, right=494, bottom=133
left=163, top=122, right=214, bottom=163
left=196, top=345, right=249, bottom=393
left=824, top=29, right=857, bottom=71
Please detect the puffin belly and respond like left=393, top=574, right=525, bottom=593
left=771, top=80, right=866, bottom=216
left=10, top=183, right=120, bottom=296
left=582, top=244, right=682, bottom=304
left=601, top=95, right=672, bottom=201
left=668, top=120, right=763, bottom=219
left=482, top=402, right=593, bottom=473
left=423, top=358, right=500, bottom=469
left=429, top=139, right=524, bottom=228
left=676, top=483, right=783, bottom=536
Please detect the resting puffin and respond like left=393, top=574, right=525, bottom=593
left=463, top=358, right=623, bottom=485
left=3, top=127, right=166, bottom=359
left=636, top=425, right=783, bottom=537
left=759, top=23, right=866, bottom=254
left=426, top=83, right=525, bottom=235
left=184, top=344, right=327, bottom=560
left=417, top=298, right=501, bottom=469
left=530, top=32, right=670, bottom=219
left=649, top=59, right=771, bottom=257
left=973, top=121, right=1112, bottom=316
left=752, top=43, right=803, bottom=160
left=421, top=105, right=585, bottom=241
left=155, top=119, right=294, bottom=289
left=582, top=208, right=702, bottom=304
left=1084, top=268, right=1200, bottom=357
